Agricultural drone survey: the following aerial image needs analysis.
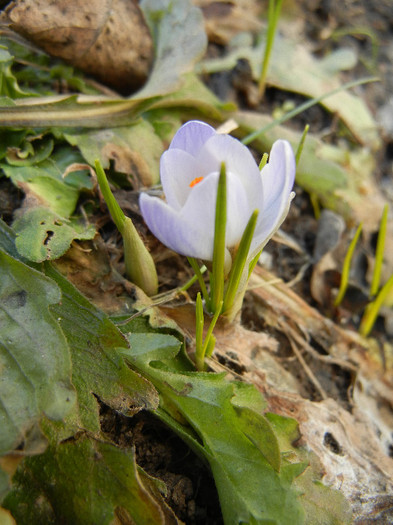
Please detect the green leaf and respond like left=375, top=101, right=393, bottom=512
left=233, top=406, right=281, bottom=472
left=0, top=249, right=76, bottom=456
left=13, top=207, right=96, bottom=263
left=121, top=332, right=306, bottom=525
left=43, top=263, right=159, bottom=438
left=4, top=437, right=175, bottom=525
left=5, top=138, right=53, bottom=166
left=0, top=218, right=158, bottom=442
left=2, top=146, right=93, bottom=218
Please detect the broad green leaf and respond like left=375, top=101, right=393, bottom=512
left=234, top=406, right=281, bottom=472
left=4, top=437, right=175, bottom=525
left=13, top=207, right=96, bottom=263
left=0, top=218, right=158, bottom=441
left=0, top=249, right=76, bottom=456
left=43, top=263, right=159, bottom=438
left=65, top=119, right=164, bottom=186
left=121, top=332, right=306, bottom=525
left=2, top=146, right=93, bottom=218
left=138, top=0, right=207, bottom=98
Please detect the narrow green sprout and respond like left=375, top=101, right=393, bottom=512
left=204, top=334, right=217, bottom=359
left=334, top=222, right=363, bottom=307
left=370, top=204, right=388, bottom=297
left=310, top=192, right=321, bottom=220
left=94, top=159, right=158, bottom=296
left=295, top=124, right=309, bottom=165
left=360, top=273, right=393, bottom=337
left=187, top=257, right=209, bottom=305
left=179, top=265, right=207, bottom=293
left=209, top=162, right=227, bottom=314
left=258, top=0, right=283, bottom=98
left=95, top=159, right=126, bottom=232
left=242, top=77, right=379, bottom=145
left=259, top=152, right=269, bottom=170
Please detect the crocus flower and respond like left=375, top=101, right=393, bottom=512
left=140, top=120, right=295, bottom=269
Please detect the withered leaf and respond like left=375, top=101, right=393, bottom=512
left=3, top=0, right=154, bottom=93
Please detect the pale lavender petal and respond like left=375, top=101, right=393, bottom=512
left=196, top=134, right=263, bottom=211
left=169, top=120, right=216, bottom=157
left=250, top=140, right=296, bottom=254
left=160, top=149, right=200, bottom=210
left=180, top=170, right=251, bottom=249
left=140, top=192, right=214, bottom=259
left=140, top=170, right=251, bottom=260
left=260, top=140, right=295, bottom=213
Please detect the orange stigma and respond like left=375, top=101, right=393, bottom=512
left=189, top=176, right=204, bottom=188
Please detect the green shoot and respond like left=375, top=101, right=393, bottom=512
left=295, top=124, right=309, bottom=165
left=209, top=162, right=227, bottom=314
left=360, top=273, right=393, bottom=337
left=309, top=193, right=321, bottom=220
left=242, top=76, right=379, bottom=145
left=179, top=265, right=207, bottom=293
left=370, top=204, right=388, bottom=297
left=259, top=152, right=269, bottom=170
left=334, top=222, right=363, bottom=307
left=95, top=159, right=126, bottom=232
left=187, top=257, right=210, bottom=305
left=258, top=0, right=283, bottom=98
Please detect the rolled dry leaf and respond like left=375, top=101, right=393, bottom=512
left=3, top=0, right=154, bottom=93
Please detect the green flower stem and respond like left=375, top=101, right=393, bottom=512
left=370, top=204, right=388, bottom=297
left=334, top=222, right=363, bottom=307
left=360, top=272, right=393, bottom=337
left=196, top=300, right=223, bottom=371
left=209, top=162, right=227, bottom=314
left=223, top=210, right=259, bottom=315
left=95, top=159, right=158, bottom=296
left=195, top=292, right=205, bottom=370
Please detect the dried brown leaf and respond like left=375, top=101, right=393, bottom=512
left=3, top=0, right=154, bottom=92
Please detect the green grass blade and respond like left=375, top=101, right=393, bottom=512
left=242, top=77, right=379, bottom=145
left=360, top=272, right=393, bottom=337
left=334, top=222, right=363, bottom=307
left=295, top=124, right=309, bottom=165
left=370, top=204, right=388, bottom=297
